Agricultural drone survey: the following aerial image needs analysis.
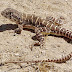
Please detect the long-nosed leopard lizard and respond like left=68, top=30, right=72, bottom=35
left=1, top=8, right=72, bottom=63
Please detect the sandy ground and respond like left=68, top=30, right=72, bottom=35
left=0, top=0, right=72, bottom=72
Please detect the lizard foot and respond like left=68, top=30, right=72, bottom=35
left=29, top=41, right=45, bottom=51
left=14, top=28, right=22, bottom=34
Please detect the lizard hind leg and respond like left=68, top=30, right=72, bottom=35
left=35, top=27, right=52, bottom=48
left=30, top=27, right=51, bottom=50
left=30, top=27, right=45, bottom=50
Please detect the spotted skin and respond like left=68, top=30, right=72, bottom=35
left=1, top=8, right=72, bottom=63
left=1, top=8, right=63, bottom=34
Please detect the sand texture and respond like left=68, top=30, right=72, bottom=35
left=0, top=0, right=72, bottom=72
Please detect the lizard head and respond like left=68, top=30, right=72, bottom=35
left=1, top=8, right=22, bottom=23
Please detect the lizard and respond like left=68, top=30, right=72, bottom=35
left=1, top=8, right=65, bottom=45
left=1, top=8, right=63, bottom=34
left=1, top=8, right=72, bottom=63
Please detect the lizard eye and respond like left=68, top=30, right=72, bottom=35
left=9, top=12, right=12, bottom=15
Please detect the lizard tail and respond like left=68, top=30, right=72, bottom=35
left=5, top=52, right=72, bottom=63
left=50, top=24, right=72, bottom=40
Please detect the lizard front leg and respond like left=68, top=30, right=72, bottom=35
left=14, top=24, right=23, bottom=34
left=15, top=23, right=36, bottom=34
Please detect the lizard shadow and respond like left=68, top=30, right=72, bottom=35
left=49, top=35, right=72, bottom=44
left=0, top=24, right=72, bottom=44
left=0, top=24, right=35, bottom=33
left=0, top=24, right=18, bottom=32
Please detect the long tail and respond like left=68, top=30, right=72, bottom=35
left=5, top=52, right=72, bottom=63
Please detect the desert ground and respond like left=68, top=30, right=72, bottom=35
left=0, top=0, right=72, bottom=72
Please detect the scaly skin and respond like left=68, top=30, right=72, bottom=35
left=1, top=8, right=72, bottom=63
left=1, top=8, right=62, bottom=33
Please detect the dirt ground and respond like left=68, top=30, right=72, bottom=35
left=0, top=0, right=72, bottom=72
